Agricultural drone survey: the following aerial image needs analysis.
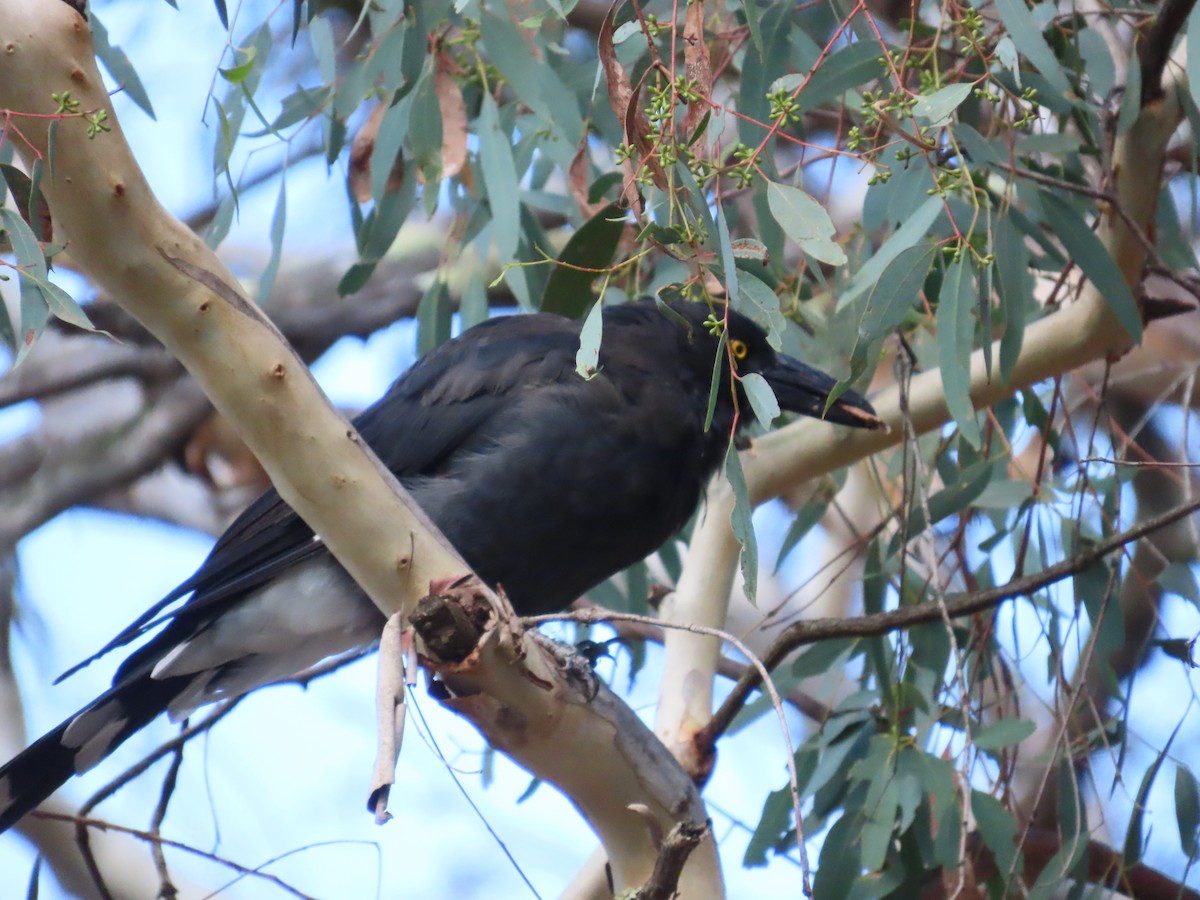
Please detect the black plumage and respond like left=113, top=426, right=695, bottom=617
left=0, top=298, right=879, bottom=832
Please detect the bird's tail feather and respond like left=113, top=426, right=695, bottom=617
left=0, top=672, right=183, bottom=834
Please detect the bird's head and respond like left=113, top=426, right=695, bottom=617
left=663, top=299, right=883, bottom=431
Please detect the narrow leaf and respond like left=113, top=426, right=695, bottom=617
left=1125, top=719, right=1183, bottom=865
left=1039, top=191, right=1142, bottom=341
left=575, top=299, right=604, bottom=380
left=257, top=174, right=287, bottom=303
left=89, top=14, right=156, bottom=118
left=841, top=195, right=941, bottom=305
left=992, top=0, right=1072, bottom=98
left=478, top=95, right=520, bottom=263
left=725, top=443, right=759, bottom=602
left=859, top=244, right=934, bottom=339
left=1177, top=765, right=1200, bottom=858
left=936, top=259, right=981, bottom=446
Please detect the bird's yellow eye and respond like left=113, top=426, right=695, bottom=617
left=730, top=339, right=749, bottom=361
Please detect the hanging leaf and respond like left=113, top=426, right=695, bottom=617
left=1039, top=191, right=1142, bottom=342
left=937, top=258, right=981, bottom=446
left=765, top=182, right=846, bottom=266
left=841, top=195, right=941, bottom=305
left=741, top=372, right=780, bottom=428
left=725, top=443, right=759, bottom=602
left=1176, top=765, right=1200, bottom=859
left=540, top=203, right=625, bottom=318
left=478, top=95, right=521, bottom=263
left=575, top=300, right=604, bottom=380
left=992, top=0, right=1072, bottom=98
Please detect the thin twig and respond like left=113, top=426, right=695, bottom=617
left=700, top=494, right=1200, bottom=745
left=39, top=811, right=316, bottom=899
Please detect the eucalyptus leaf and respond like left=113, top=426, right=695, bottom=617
left=766, top=182, right=846, bottom=266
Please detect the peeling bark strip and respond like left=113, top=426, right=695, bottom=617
left=435, top=52, right=468, bottom=179
left=598, top=0, right=667, bottom=212
left=682, top=0, right=712, bottom=137
left=158, top=250, right=258, bottom=318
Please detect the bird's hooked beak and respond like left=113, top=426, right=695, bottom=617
left=759, top=354, right=884, bottom=429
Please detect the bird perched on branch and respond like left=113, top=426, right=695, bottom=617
left=0, top=298, right=880, bottom=831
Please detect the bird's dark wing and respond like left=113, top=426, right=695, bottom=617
left=354, top=312, right=582, bottom=474
left=63, top=312, right=583, bottom=679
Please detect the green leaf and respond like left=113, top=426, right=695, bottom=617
left=461, top=274, right=490, bottom=330
left=903, top=460, right=994, bottom=534
left=0, top=281, right=16, bottom=353
left=971, top=791, right=1019, bottom=876
left=575, top=299, right=604, bottom=380
left=218, top=46, right=258, bottom=84
left=737, top=4, right=792, bottom=149
left=841, top=195, right=941, bottom=306
left=993, top=214, right=1030, bottom=383
left=776, top=472, right=847, bottom=566
left=540, top=203, right=624, bottom=317
left=973, top=717, right=1035, bottom=751
left=256, top=174, right=287, bottom=304
left=408, top=63, right=443, bottom=179
left=481, top=14, right=582, bottom=144
left=1039, top=191, right=1142, bottom=341
left=995, top=37, right=1020, bottom=88
left=936, top=259, right=981, bottom=447
left=1188, top=7, right=1200, bottom=112
left=766, top=182, right=846, bottom=266
left=478, top=95, right=520, bottom=264
left=89, top=13, right=156, bottom=119
left=702, top=328, right=727, bottom=433
left=735, top=272, right=786, bottom=350
left=725, top=444, right=758, bottom=602
left=309, top=14, right=337, bottom=84
left=861, top=778, right=899, bottom=870
left=1176, top=765, right=1200, bottom=858
left=790, top=638, right=854, bottom=679
left=1159, top=563, right=1200, bottom=604
left=992, top=0, right=1072, bottom=98
left=744, top=788, right=791, bottom=866
left=813, top=813, right=862, bottom=898
left=856, top=243, right=934, bottom=345
left=370, top=93, right=412, bottom=203
left=245, top=84, right=332, bottom=137
left=1125, top=719, right=1183, bottom=865
left=0, top=204, right=46, bottom=275
left=741, top=372, right=780, bottom=428
left=716, top=201, right=741, bottom=307
left=912, top=84, right=972, bottom=123
left=416, top=278, right=452, bottom=355
left=789, top=36, right=884, bottom=111
left=33, top=279, right=94, bottom=333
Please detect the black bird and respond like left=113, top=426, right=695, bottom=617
left=0, top=298, right=880, bottom=832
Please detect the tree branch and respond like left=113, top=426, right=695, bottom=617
left=701, top=494, right=1200, bottom=748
